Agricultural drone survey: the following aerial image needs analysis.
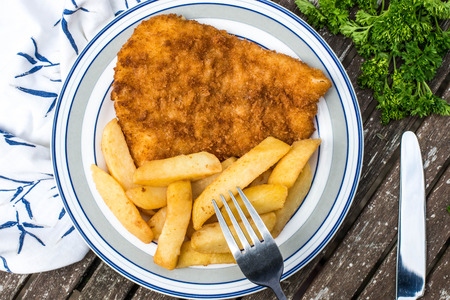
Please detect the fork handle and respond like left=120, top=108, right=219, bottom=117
left=270, top=282, right=287, bottom=300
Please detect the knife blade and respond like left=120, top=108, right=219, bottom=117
left=396, top=131, right=426, bottom=300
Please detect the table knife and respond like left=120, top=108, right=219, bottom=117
left=396, top=131, right=426, bottom=300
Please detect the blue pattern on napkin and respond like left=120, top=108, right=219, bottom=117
left=0, top=257, right=11, bottom=272
left=14, top=38, right=60, bottom=116
left=1, top=130, right=35, bottom=148
left=54, top=1, right=89, bottom=55
left=15, top=38, right=60, bottom=79
left=0, top=0, right=144, bottom=275
left=0, top=173, right=54, bottom=253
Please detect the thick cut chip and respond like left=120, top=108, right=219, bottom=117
left=133, top=152, right=221, bottom=186
left=272, top=163, right=312, bottom=237
left=112, top=14, right=331, bottom=167
left=147, top=206, right=167, bottom=241
left=101, top=118, right=138, bottom=190
left=126, top=186, right=167, bottom=210
left=268, top=139, right=320, bottom=188
left=176, top=241, right=235, bottom=268
left=220, top=184, right=287, bottom=224
left=90, top=164, right=153, bottom=243
left=153, top=181, right=192, bottom=270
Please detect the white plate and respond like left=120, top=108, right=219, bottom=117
left=52, top=0, right=363, bottom=298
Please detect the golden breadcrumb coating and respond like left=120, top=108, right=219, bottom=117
left=112, top=14, right=331, bottom=166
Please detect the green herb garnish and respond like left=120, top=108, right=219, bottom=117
left=296, top=0, right=450, bottom=124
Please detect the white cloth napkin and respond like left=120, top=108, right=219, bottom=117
left=0, top=0, right=141, bottom=274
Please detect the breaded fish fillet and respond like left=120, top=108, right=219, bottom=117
left=112, top=14, right=331, bottom=167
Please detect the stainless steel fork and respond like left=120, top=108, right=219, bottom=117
left=212, top=187, right=287, bottom=300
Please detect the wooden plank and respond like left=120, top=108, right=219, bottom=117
left=358, top=244, right=397, bottom=300
left=342, top=55, right=379, bottom=119
left=131, top=286, right=181, bottom=300
left=423, top=246, right=450, bottom=300
left=301, top=159, right=403, bottom=299
left=297, top=113, right=450, bottom=299
left=0, top=273, right=29, bottom=300
left=358, top=165, right=450, bottom=299
left=16, top=251, right=96, bottom=300
left=76, top=261, right=135, bottom=300
left=272, top=0, right=298, bottom=14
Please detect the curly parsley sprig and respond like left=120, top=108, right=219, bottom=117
left=296, top=0, right=450, bottom=124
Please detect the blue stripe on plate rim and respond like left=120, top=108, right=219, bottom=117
left=52, top=0, right=363, bottom=298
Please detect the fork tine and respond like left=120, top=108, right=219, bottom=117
left=212, top=199, right=241, bottom=255
left=220, top=194, right=251, bottom=251
left=237, top=187, right=272, bottom=241
left=228, top=191, right=260, bottom=245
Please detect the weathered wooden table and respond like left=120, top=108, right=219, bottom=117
left=1, top=1, right=448, bottom=299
